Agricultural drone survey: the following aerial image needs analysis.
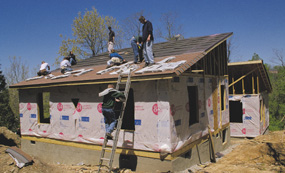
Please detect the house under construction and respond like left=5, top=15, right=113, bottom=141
left=11, top=32, right=233, bottom=172
left=228, top=60, right=272, bottom=137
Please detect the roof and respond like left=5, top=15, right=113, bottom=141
left=11, top=32, right=233, bottom=89
left=228, top=60, right=272, bottom=93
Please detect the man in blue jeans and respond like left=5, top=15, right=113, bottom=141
left=139, top=16, right=154, bottom=67
left=131, top=36, right=139, bottom=64
left=131, top=36, right=143, bottom=64
left=99, top=84, right=125, bottom=140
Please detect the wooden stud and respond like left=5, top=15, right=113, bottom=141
left=242, top=78, right=245, bottom=94
left=257, top=76, right=260, bottom=94
left=208, top=125, right=216, bottom=163
left=212, top=79, right=218, bottom=130
left=252, top=74, right=255, bottom=94
left=232, top=77, right=235, bottom=94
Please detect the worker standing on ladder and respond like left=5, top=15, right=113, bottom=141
left=99, top=84, right=125, bottom=140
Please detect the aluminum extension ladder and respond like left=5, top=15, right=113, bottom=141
left=98, top=71, right=131, bottom=173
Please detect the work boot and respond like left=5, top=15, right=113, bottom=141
left=144, top=63, right=149, bottom=68
left=106, top=133, right=113, bottom=140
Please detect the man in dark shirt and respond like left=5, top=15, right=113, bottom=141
left=139, top=16, right=154, bottom=67
left=99, top=84, right=125, bottom=139
left=108, top=26, right=115, bottom=53
left=68, top=51, right=77, bottom=65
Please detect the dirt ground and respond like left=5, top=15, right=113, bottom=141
left=0, top=126, right=284, bottom=173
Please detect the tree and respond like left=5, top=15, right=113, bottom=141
left=272, top=49, right=284, bottom=67
left=156, top=12, right=184, bottom=41
left=227, top=37, right=237, bottom=63
left=57, top=7, right=123, bottom=64
left=122, top=10, right=144, bottom=39
left=0, top=68, right=19, bottom=132
left=5, top=56, right=30, bottom=85
left=269, top=66, right=285, bottom=130
left=4, top=56, right=31, bottom=125
left=250, top=53, right=262, bottom=61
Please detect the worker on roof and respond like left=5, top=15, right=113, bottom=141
left=37, top=61, right=51, bottom=76
left=139, top=16, right=154, bottom=67
left=99, top=84, right=126, bottom=140
left=106, top=49, right=127, bottom=68
left=60, top=57, right=73, bottom=74
left=131, top=35, right=143, bottom=64
left=68, top=51, right=77, bottom=65
left=108, top=26, right=115, bottom=54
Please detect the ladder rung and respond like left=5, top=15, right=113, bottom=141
left=100, top=158, right=110, bottom=161
left=103, top=148, right=112, bottom=151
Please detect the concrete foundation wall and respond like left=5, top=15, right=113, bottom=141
left=21, top=126, right=230, bottom=172
left=21, top=139, right=172, bottom=172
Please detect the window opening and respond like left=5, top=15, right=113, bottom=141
left=37, top=92, right=50, bottom=123
left=114, top=88, right=135, bottom=130
left=72, top=98, right=79, bottom=108
left=222, top=128, right=227, bottom=144
left=229, top=101, right=243, bottom=123
left=188, top=86, right=199, bottom=126
left=221, top=85, right=225, bottom=111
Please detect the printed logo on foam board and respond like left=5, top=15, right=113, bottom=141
left=97, top=103, right=102, bottom=113
left=57, top=103, right=63, bottom=111
left=30, top=114, right=36, bottom=118
left=135, top=106, right=144, bottom=111
left=76, top=103, right=82, bottom=112
left=27, top=103, right=32, bottom=110
left=244, top=116, right=252, bottom=120
left=242, top=128, right=246, bottom=134
left=135, top=119, right=141, bottom=125
left=152, top=103, right=159, bottom=115
left=61, top=115, right=69, bottom=120
left=80, top=117, right=89, bottom=122
left=208, top=99, right=211, bottom=107
left=27, top=103, right=36, bottom=110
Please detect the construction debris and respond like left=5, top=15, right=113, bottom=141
left=5, top=147, right=33, bottom=168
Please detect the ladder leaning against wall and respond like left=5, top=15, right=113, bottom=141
left=98, top=70, right=131, bottom=173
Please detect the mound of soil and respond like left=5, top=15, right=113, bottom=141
left=197, top=130, right=285, bottom=173
left=0, top=127, right=21, bottom=147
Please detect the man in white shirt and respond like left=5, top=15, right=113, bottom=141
left=37, top=61, right=50, bottom=76
left=60, top=57, right=73, bottom=74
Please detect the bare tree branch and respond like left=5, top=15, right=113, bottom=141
left=4, top=56, right=30, bottom=85
left=272, top=49, right=284, bottom=67
left=156, top=12, right=184, bottom=41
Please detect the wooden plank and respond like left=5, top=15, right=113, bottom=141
left=228, top=67, right=258, bottom=87
left=242, top=78, right=245, bottom=94
left=208, top=125, right=216, bottom=163
left=252, top=75, right=255, bottom=94
left=212, top=78, right=218, bottom=130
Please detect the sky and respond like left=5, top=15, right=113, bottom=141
left=1, top=0, right=285, bottom=75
